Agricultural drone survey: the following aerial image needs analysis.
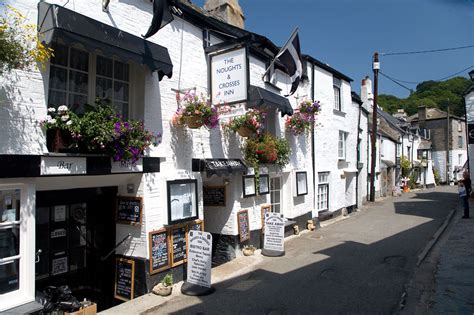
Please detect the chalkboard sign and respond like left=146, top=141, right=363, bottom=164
left=237, top=210, right=250, bottom=242
left=116, top=197, right=142, bottom=225
left=114, top=257, right=135, bottom=301
left=203, top=186, right=226, bottom=207
left=261, top=204, right=271, bottom=234
left=189, top=219, right=204, bottom=232
left=171, top=225, right=187, bottom=266
left=149, top=229, right=170, bottom=275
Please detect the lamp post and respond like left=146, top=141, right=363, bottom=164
left=369, top=53, right=379, bottom=202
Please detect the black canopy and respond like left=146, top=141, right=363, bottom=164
left=192, top=159, right=248, bottom=177
left=37, top=2, right=173, bottom=80
left=247, top=85, right=293, bottom=117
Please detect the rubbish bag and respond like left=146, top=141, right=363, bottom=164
left=40, top=285, right=80, bottom=314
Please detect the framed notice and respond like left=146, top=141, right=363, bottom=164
left=237, top=209, right=250, bottom=242
left=296, top=171, right=308, bottom=196
left=258, top=175, right=270, bottom=195
left=242, top=175, right=256, bottom=198
left=116, top=196, right=143, bottom=225
left=167, top=179, right=198, bottom=225
left=170, top=224, right=187, bottom=267
left=149, top=229, right=170, bottom=275
left=203, top=186, right=226, bottom=207
left=114, top=257, right=135, bottom=301
left=260, top=204, right=271, bottom=234
left=210, top=46, right=249, bottom=105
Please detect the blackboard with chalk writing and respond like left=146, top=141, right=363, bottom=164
left=114, top=257, right=135, bottom=301
left=117, top=197, right=142, bottom=225
left=203, top=186, right=226, bottom=207
left=237, top=210, right=250, bottom=242
left=149, top=229, right=170, bottom=274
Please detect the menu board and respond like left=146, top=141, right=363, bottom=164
left=116, top=197, right=142, bottom=225
left=149, top=229, right=170, bottom=274
left=237, top=210, right=250, bottom=242
left=261, top=204, right=271, bottom=234
left=203, top=186, right=226, bottom=206
left=114, top=257, right=135, bottom=301
left=171, top=225, right=187, bottom=266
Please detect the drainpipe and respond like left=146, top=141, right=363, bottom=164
left=355, top=102, right=362, bottom=208
left=446, top=106, right=450, bottom=183
left=311, top=62, right=316, bottom=216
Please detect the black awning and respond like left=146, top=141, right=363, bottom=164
left=192, top=159, right=248, bottom=177
left=247, top=85, right=294, bottom=117
left=37, top=2, right=173, bottom=80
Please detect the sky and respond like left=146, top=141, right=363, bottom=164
left=194, top=0, right=474, bottom=99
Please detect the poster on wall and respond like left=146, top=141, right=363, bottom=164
left=242, top=175, right=256, bottom=198
left=259, top=175, right=270, bottom=195
left=237, top=210, right=250, bottom=242
left=167, top=180, right=198, bottom=225
left=210, top=46, right=248, bottom=105
left=296, top=171, right=308, bottom=196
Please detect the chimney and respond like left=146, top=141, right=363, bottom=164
left=204, top=0, right=245, bottom=29
left=418, top=106, right=427, bottom=125
left=360, top=76, right=373, bottom=103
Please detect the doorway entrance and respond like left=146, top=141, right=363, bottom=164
left=35, top=187, right=117, bottom=311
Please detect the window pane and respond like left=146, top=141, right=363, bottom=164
left=69, top=94, right=88, bottom=114
left=0, top=227, right=19, bottom=258
left=96, top=77, right=113, bottom=100
left=49, top=66, right=67, bottom=90
left=51, top=44, right=68, bottom=66
left=114, top=102, right=128, bottom=118
left=0, top=259, right=19, bottom=294
left=69, top=48, right=89, bottom=71
left=114, top=61, right=129, bottom=81
left=272, top=204, right=280, bottom=213
left=69, top=70, right=88, bottom=94
left=96, top=56, right=113, bottom=78
left=114, top=82, right=129, bottom=102
left=48, top=90, right=67, bottom=108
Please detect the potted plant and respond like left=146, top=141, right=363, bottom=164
left=224, top=109, right=265, bottom=137
left=171, top=91, right=219, bottom=129
left=153, top=273, right=173, bottom=296
left=40, top=105, right=77, bottom=152
left=285, top=112, right=311, bottom=136
left=243, top=133, right=291, bottom=168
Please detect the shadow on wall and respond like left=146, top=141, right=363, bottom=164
left=170, top=126, right=193, bottom=169
left=0, top=70, right=47, bottom=154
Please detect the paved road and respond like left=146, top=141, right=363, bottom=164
left=146, top=186, right=458, bottom=314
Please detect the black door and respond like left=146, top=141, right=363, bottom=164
left=36, top=187, right=117, bottom=311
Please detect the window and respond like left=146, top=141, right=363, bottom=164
left=459, top=154, right=462, bottom=165
left=396, top=143, right=401, bottom=157
left=317, top=172, right=329, bottom=211
left=338, top=131, right=347, bottom=160
left=333, top=77, right=342, bottom=111
left=0, top=185, right=34, bottom=312
left=48, top=43, right=131, bottom=117
left=270, top=177, right=282, bottom=213
left=381, top=139, right=385, bottom=157
left=458, top=122, right=462, bottom=132
left=458, top=136, right=463, bottom=148
left=202, top=29, right=211, bottom=48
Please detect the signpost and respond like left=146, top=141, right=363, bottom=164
left=181, top=230, right=215, bottom=296
left=262, top=212, right=285, bottom=257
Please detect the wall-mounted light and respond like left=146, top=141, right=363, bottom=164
left=127, top=183, right=135, bottom=194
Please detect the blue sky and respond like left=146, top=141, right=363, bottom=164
left=194, top=0, right=474, bottom=98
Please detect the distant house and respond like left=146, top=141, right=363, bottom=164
left=409, top=106, right=467, bottom=183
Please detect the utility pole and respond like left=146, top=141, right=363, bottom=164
left=369, top=52, right=379, bottom=201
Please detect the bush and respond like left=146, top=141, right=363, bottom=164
left=433, top=167, right=441, bottom=185
left=161, top=274, right=173, bottom=287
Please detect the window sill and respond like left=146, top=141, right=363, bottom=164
left=333, top=109, right=346, bottom=117
left=264, top=80, right=282, bottom=91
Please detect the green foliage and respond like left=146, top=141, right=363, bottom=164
left=378, top=77, right=471, bottom=117
left=0, top=5, right=53, bottom=72
left=409, top=171, right=418, bottom=189
left=433, top=167, right=441, bottom=185
left=243, top=133, right=291, bottom=168
left=224, top=109, right=265, bottom=134
left=400, top=155, right=411, bottom=177
left=161, top=273, right=173, bottom=287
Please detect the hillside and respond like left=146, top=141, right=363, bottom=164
left=378, top=77, right=471, bottom=117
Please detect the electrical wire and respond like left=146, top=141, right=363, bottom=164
left=379, top=71, right=413, bottom=92
left=381, top=44, right=474, bottom=56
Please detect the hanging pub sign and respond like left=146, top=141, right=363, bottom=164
left=210, top=46, right=248, bottom=105
left=149, top=229, right=170, bottom=275
left=116, top=196, right=143, bottom=225
left=114, top=257, right=135, bottom=301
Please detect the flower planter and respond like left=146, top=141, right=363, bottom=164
left=243, top=246, right=256, bottom=256
left=185, top=116, right=204, bottom=129
left=237, top=126, right=254, bottom=138
left=152, top=283, right=173, bottom=296
left=46, top=128, right=72, bottom=153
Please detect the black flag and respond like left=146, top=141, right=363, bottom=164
left=276, top=31, right=303, bottom=96
left=143, top=0, right=174, bottom=39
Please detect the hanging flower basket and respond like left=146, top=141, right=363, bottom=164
left=185, top=116, right=204, bottom=129
left=46, top=128, right=72, bottom=153
left=237, top=126, right=254, bottom=138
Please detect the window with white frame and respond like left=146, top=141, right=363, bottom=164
left=317, top=172, right=329, bottom=211
left=48, top=43, right=131, bottom=117
left=396, top=143, right=401, bottom=157
left=333, top=77, right=342, bottom=111
left=458, top=122, right=462, bottom=132
left=338, top=131, right=347, bottom=160
left=458, top=135, right=463, bottom=148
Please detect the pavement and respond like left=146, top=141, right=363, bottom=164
left=401, top=196, right=474, bottom=314
left=100, top=186, right=474, bottom=315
